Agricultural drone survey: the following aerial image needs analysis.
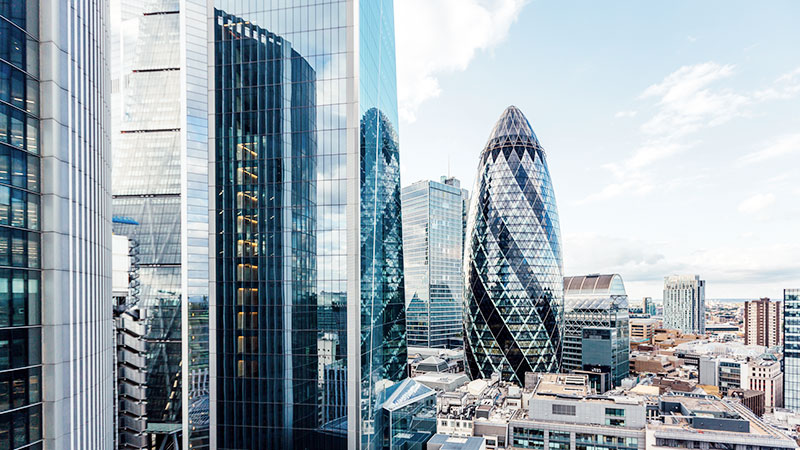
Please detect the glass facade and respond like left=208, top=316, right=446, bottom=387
left=784, top=289, right=800, bottom=411
left=211, top=1, right=405, bottom=449
left=401, top=178, right=467, bottom=349
left=0, top=1, right=42, bottom=449
left=563, top=275, right=630, bottom=387
left=111, top=1, right=184, bottom=438
left=464, top=106, right=563, bottom=384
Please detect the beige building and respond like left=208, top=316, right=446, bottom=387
left=631, top=318, right=658, bottom=345
left=748, top=358, right=784, bottom=412
left=745, top=298, right=783, bottom=347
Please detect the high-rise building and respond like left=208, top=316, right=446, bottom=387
left=110, top=1, right=210, bottom=447
left=784, top=288, right=800, bottom=411
left=643, top=297, right=657, bottom=316
left=562, top=274, right=630, bottom=387
left=745, top=298, right=783, bottom=347
left=209, top=2, right=406, bottom=449
left=0, top=1, right=113, bottom=448
left=748, top=357, right=783, bottom=412
left=402, top=177, right=468, bottom=348
left=464, top=106, right=563, bottom=384
left=663, top=275, right=706, bottom=334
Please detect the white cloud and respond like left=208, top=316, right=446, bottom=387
left=753, top=67, right=800, bottom=100
left=639, top=62, right=750, bottom=137
left=394, top=0, right=528, bottom=123
left=738, top=133, right=800, bottom=165
left=614, top=110, right=637, bottom=118
left=737, top=193, right=776, bottom=215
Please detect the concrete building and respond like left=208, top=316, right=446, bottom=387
left=427, top=434, right=486, bottom=450
left=745, top=298, right=783, bottom=347
left=663, top=275, right=706, bottom=334
left=748, top=357, right=784, bottom=413
left=630, top=318, right=658, bottom=346
left=647, top=394, right=796, bottom=450
left=510, top=374, right=647, bottom=450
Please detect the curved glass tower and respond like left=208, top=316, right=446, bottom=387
left=464, top=106, right=563, bottom=384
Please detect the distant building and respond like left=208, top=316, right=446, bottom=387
left=745, top=298, right=783, bottom=347
left=663, top=275, right=706, bottom=334
left=643, top=297, right=657, bottom=316
left=562, top=275, right=630, bottom=386
left=630, top=318, right=658, bottom=346
left=748, top=357, right=784, bottom=412
left=783, top=288, right=800, bottom=411
left=402, top=177, right=469, bottom=348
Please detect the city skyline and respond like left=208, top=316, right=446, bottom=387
left=395, top=1, right=800, bottom=300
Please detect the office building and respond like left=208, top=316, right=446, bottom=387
left=648, top=394, right=796, bottom=450
left=663, top=275, right=706, bottom=334
left=510, top=374, right=647, bottom=450
left=784, top=288, right=800, bottom=411
left=748, top=357, right=783, bottom=412
left=562, top=274, right=630, bottom=387
left=643, top=297, right=657, bottom=316
left=402, top=177, right=469, bottom=348
left=110, top=1, right=210, bottom=447
left=464, top=106, right=563, bottom=384
left=210, top=2, right=406, bottom=449
left=0, top=0, right=114, bottom=448
left=745, top=298, right=783, bottom=347
left=630, top=318, right=657, bottom=346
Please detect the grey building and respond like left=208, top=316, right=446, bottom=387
left=649, top=394, right=796, bottom=450
left=563, top=274, right=630, bottom=387
left=510, top=373, right=646, bottom=450
left=663, top=275, right=706, bottom=334
left=0, top=0, right=114, bottom=449
left=402, top=177, right=469, bottom=348
left=784, top=288, right=800, bottom=411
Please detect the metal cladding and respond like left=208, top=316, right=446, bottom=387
left=464, top=106, right=564, bottom=384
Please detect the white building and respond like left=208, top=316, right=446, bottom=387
left=663, top=275, right=706, bottom=334
left=748, top=358, right=784, bottom=412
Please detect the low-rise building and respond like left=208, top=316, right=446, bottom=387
left=748, top=357, right=784, bottom=412
left=647, top=394, right=796, bottom=450
left=630, top=318, right=658, bottom=346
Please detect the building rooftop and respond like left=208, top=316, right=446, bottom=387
left=427, top=434, right=485, bottom=450
left=564, top=274, right=626, bottom=296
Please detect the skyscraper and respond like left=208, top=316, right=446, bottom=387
left=745, top=298, right=783, bottom=347
left=464, top=106, right=563, bottom=384
left=402, top=177, right=468, bottom=348
left=1, top=0, right=112, bottom=448
left=110, top=1, right=210, bottom=447
left=562, top=274, right=630, bottom=387
left=663, top=275, right=706, bottom=334
left=210, top=1, right=406, bottom=449
left=784, top=289, right=800, bottom=411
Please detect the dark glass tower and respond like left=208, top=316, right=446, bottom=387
left=464, top=106, right=563, bottom=384
left=214, top=10, right=318, bottom=448
left=210, top=1, right=406, bottom=449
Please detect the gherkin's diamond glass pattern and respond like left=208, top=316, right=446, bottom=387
left=464, top=106, right=564, bottom=384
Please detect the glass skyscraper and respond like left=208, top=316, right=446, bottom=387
left=784, top=289, right=800, bottom=411
left=111, top=0, right=210, bottom=447
left=1, top=1, right=112, bottom=449
left=210, top=1, right=406, bottom=449
left=464, top=106, right=563, bottom=384
left=562, top=274, right=630, bottom=387
left=402, top=177, right=468, bottom=349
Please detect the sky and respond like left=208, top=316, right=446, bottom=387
left=394, top=0, right=800, bottom=300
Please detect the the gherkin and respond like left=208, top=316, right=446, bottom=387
left=464, top=106, right=564, bottom=384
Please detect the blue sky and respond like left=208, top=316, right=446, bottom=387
left=394, top=0, right=800, bottom=300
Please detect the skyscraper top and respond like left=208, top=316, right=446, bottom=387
left=486, top=105, right=540, bottom=145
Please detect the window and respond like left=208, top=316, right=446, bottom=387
left=552, top=404, right=576, bottom=416
left=605, top=407, right=625, bottom=417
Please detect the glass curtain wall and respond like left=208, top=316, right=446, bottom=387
left=0, top=1, right=42, bottom=448
left=785, top=289, right=800, bottom=410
